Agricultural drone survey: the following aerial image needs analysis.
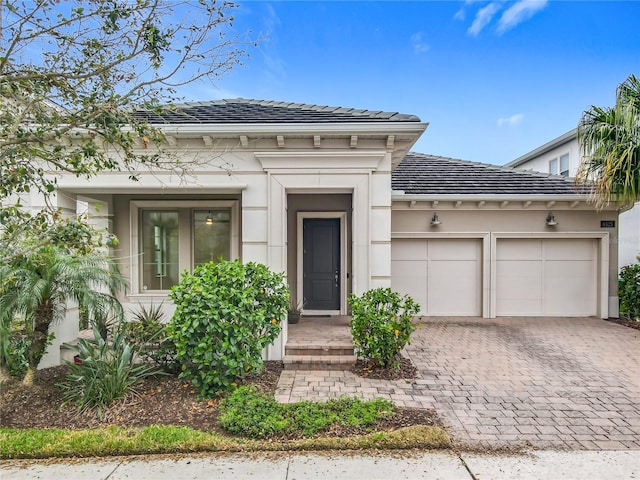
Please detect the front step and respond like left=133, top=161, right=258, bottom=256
left=284, top=343, right=356, bottom=370
left=285, top=345, right=354, bottom=356
left=283, top=354, right=356, bottom=371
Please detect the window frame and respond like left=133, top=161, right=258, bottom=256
left=130, top=200, right=240, bottom=295
left=559, top=153, right=570, bottom=177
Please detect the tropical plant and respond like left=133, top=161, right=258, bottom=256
left=0, top=245, right=126, bottom=384
left=348, top=288, right=420, bottom=368
left=60, top=326, right=158, bottom=415
left=122, top=303, right=178, bottom=373
left=577, top=74, right=640, bottom=207
left=168, top=260, right=288, bottom=398
left=619, top=263, right=640, bottom=320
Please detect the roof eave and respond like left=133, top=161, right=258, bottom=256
left=391, top=192, right=592, bottom=202
left=149, top=122, right=429, bottom=137
left=505, top=128, right=578, bottom=169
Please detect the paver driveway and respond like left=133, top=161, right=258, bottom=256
left=276, top=317, right=640, bottom=450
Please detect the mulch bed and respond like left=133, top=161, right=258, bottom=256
left=351, top=355, right=418, bottom=380
left=605, top=317, right=640, bottom=331
left=0, top=361, right=439, bottom=438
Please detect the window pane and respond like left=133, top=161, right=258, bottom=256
left=193, top=210, right=231, bottom=267
left=560, top=154, right=569, bottom=176
left=549, top=158, right=558, bottom=174
left=141, top=211, right=179, bottom=291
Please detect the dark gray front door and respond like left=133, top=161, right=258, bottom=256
left=303, top=218, right=340, bottom=311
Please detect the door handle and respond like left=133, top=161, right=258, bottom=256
left=334, top=270, right=339, bottom=287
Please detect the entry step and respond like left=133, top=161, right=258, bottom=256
left=283, top=354, right=356, bottom=371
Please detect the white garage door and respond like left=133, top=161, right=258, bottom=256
left=391, top=238, right=482, bottom=316
left=496, top=238, right=598, bottom=316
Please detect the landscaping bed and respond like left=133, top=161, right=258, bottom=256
left=0, top=362, right=439, bottom=438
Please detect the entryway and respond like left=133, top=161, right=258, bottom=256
left=283, top=316, right=355, bottom=370
left=288, top=193, right=352, bottom=316
left=302, top=218, right=340, bottom=311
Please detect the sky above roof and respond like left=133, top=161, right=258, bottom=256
left=181, top=0, right=639, bottom=166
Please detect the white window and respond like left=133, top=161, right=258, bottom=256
left=548, top=153, right=570, bottom=176
left=559, top=154, right=569, bottom=177
left=131, top=200, right=239, bottom=294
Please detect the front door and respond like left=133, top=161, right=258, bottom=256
left=303, top=218, right=340, bottom=311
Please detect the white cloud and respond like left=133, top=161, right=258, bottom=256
left=497, top=0, right=548, bottom=34
left=454, top=7, right=466, bottom=21
left=467, top=2, right=502, bottom=36
left=497, top=113, right=525, bottom=127
left=411, top=32, right=430, bottom=54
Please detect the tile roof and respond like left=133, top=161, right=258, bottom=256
left=392, top=153, right=591, bottom=196
left=133, top=98, right=421, bottom=124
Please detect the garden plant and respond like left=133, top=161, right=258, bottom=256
left=168, top=260, right=289, bottom=398
left=348, top=288, right=420, bottom=368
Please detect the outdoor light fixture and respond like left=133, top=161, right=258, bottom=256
left=205, top=211, right=214, bottom=225
left=430, top=213, right=441, bottom=226
left=545, top=212, right=558, bottom=227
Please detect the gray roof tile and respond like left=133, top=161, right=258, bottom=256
left=133, top=98, right=421, bottom=124
left=392, top=153, right=591, bottom=196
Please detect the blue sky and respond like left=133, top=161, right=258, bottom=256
left=186, top=1, right=639, bottom=166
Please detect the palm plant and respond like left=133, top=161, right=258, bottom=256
left=0, top=246, right=126, bottom=384
left=577, top=74, right=640, bottom=207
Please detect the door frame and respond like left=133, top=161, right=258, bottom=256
left=297, top=211, right=348, bottom=315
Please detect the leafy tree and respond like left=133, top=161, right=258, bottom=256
left=577, top=74, right=640, bottom=207
left=1, top=0, right=250, bottom=255
left=0, top=245, right=126, bottom=384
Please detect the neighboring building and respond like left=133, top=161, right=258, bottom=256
left=25, top=100, right=621, bottom=368
left=506, top=129, right=640, bottom=269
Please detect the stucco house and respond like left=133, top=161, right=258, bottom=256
left=505, top=128, right=640, bottom=269
left=33, top=99, right=621, bottom=368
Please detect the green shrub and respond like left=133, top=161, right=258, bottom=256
left=218, top=386, right=289, bottom=438
left=348, top=288, right=420, bottom=368
left=218, top=386, right=395, bottom=439
left=5, top=335, right=30, bottom=379
left=60, top=327, right=158, bottom=415
left=123, top=304, right=178, bottom=373
left=619, top=263, right=640, bottom=320
left=168, top=260, right=288, bottom=398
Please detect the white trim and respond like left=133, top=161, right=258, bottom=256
left=130, top=200, right=239, bottom=295
left=392, top=193, right=593, bottom=203
left=297, top=211, right=348, bottom=315
left=144, top=122, right=429, bottom=137
left=490, top=232, right=609, bottom=319
left=391, top=232, right=491, bottom=317
left=255, top=150, right=386, bottom=171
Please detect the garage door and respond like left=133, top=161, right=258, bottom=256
left=496, top=238, right=598, bottom=316
left=391, top=238, right=482, bottom=316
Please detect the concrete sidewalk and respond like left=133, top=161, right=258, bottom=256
left=2, top=450, right=639, bottom=480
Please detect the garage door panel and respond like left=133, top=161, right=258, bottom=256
left=497, top=298, right=543, bottom=316
left=544, top=239, right=594, bottom=260
left=391, top=239, right=481, bottom=316
left=496, top=239, right=597, bottom=317
left=391, top=260, right=427, bottom=315
left=391, top=240, right=428, bottom=261
left=429, top=239, right=478, bottom=260
left=497, top=239, right=542, bottom=260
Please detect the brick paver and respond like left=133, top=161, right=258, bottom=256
left=276, top=317, right=640, bottom=450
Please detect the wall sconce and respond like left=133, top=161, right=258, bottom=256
left=205, top=211, right=214, bottom=225
left=430, top=213, right=441, bottom=226
left=545, top=212, right=558, bottom=226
